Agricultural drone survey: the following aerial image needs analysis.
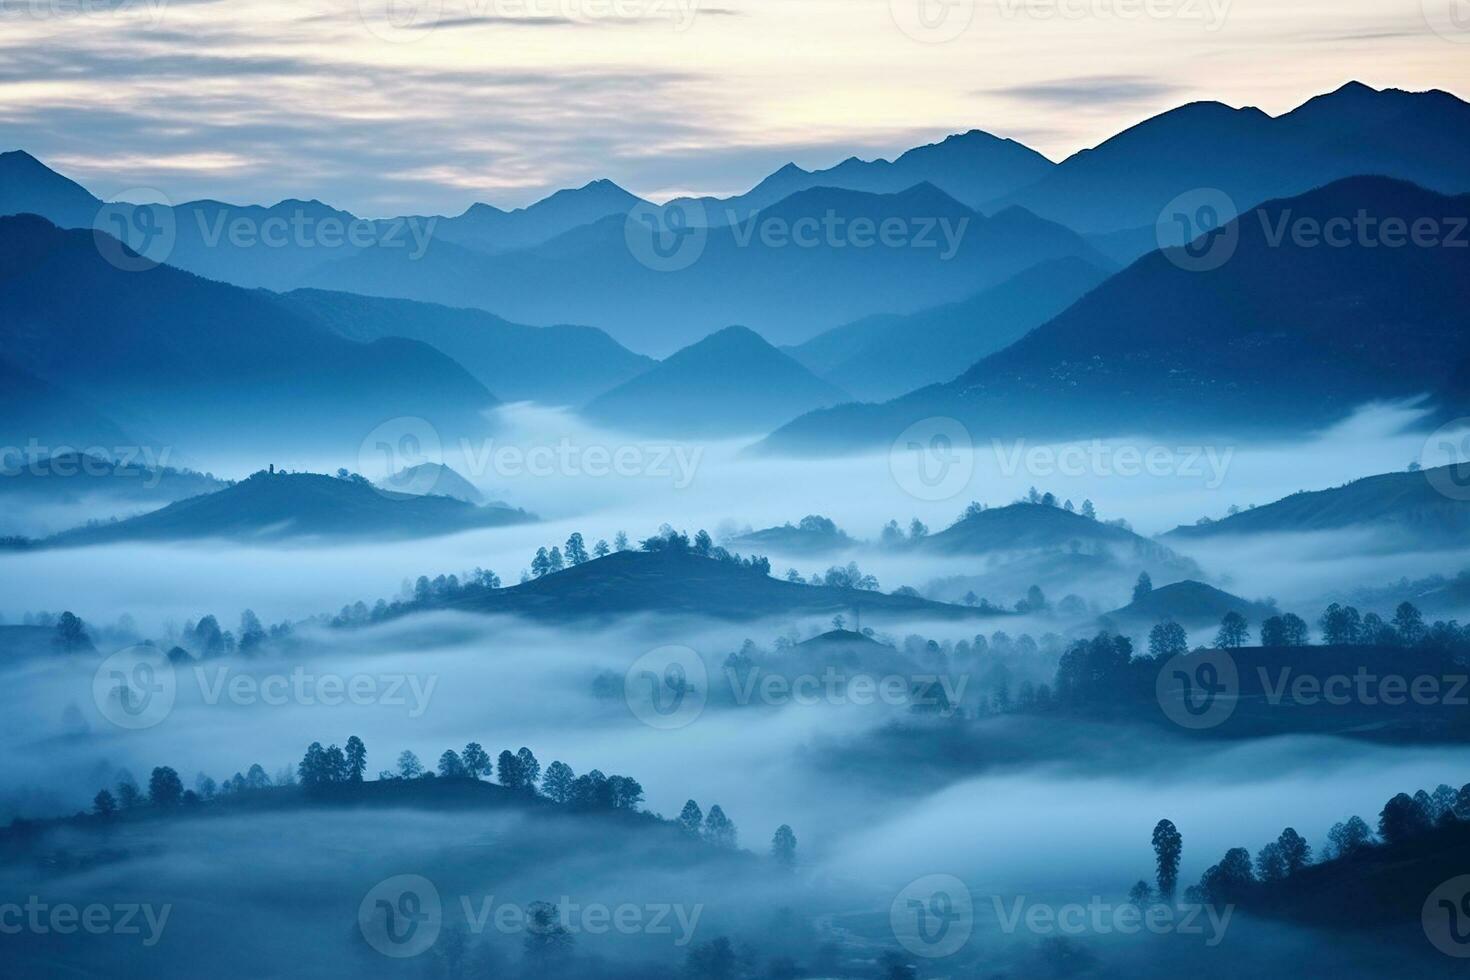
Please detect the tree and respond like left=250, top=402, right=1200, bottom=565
left=1319, top=603, right=1361, bottom=645
left=461, top=742, right=491, bottom=780
left=523, top=900, right=574, bottom=966
left=149, top=766, right=184, bottom=807
left=345, top=736, right=367, bottom=782
left=907, top=518, right=928, bottom=540
left=547, top=547, right=564, bottom=572
left=437, top=750, right=465, bottom=778
left=704, top=805, right=737, bottom=848
left=54, top=611, right=90, bottom=653
left=93, top=789, right=117, bottom=819
left=1200, top=847, right=1255, bottom=902
left=1392, top=602, right=1426, bottom=644
left=565, top=532, right=589, bottom=565
left=1127, top=881, right=1152, bottom=906
left=246, top=763, right=272, bottom=789
left=1277, top=827, right=1311, bottom=873
left=531, top=547, right=551, bottom=578
left=613, top=531, right=629, bottom=551
left=607, top=775, right=643, bottom=809
left=542, top=761, right=574, bottom=803
left=322, top=745, right=347, bottom=783
left=117, top=778, right=142, bottom=809
left=1379, top=792, right=1432, bottom=844
left=693, top=529, right=714, bottom=556
left=771, top=825, right=797, bottom=869
left=517, top=747, right=541, bottom=792
left=298, top=742, right=326, bottom=787
left=1255, top=842, right=1286, bottom=882
left=679, top=800, right=704, bottom=836
left=1132, top=572, right=1153, bottom=604
left=1152, top=819, right=1182, bottom=899
left=593, top=539, right=610, bottom=558
left=1326, top=816, right=1374, bottom=857
left=1081, top=499, right=1097, bottom=520
left=397, top=750, right=423, bottom=779
left=1148, top=621, right=1188, bottom=658
left=497, top=750, right=523, bottom=789
left=195, top=773, right=217, bottom=799
left=1215, top=611, right=1248, bottom=649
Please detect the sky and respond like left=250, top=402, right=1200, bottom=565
left=2, top=0, right=1468, bottom=216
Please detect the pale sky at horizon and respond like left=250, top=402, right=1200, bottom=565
left=2, top=0, right=1468, bottom=216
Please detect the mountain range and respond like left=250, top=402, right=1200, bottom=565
left=786, top=255, right=1109, bottom=401
left=761, top=177, right=1470, bottom=453
left=0, top=216, right=502, bottom=452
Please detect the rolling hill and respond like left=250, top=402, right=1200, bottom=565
left=581, top=326, right=851, bottom=436
left=1100, top=579, right=1275, bottom=630
left=761, top=177, right=1470, bottom=454
left=0, top=215, right=499, bottom=452
left=437, top=548, right=991, bottom=622
left=39, top=471, right=532, bottom=547
left=920, top=503, right=1185, bottom=564
left=1164, top=464, right=1470, bottom=550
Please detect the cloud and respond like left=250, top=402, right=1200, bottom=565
left=985, top=74, right=1184, bottom=108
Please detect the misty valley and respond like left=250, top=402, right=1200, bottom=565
left=4, top=68, right=1470, bottom=980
